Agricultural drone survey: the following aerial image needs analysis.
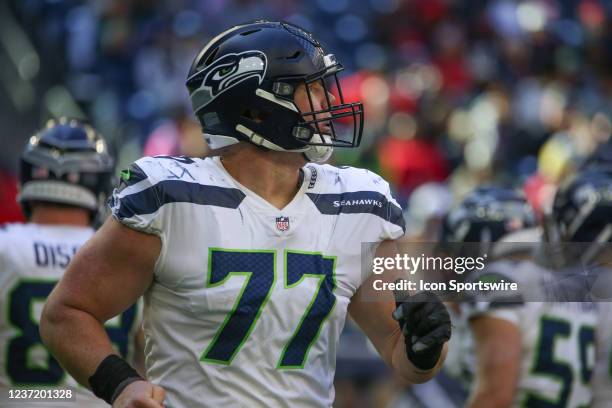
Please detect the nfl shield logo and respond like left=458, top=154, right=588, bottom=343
left=276, top=216, right=290, bottom=231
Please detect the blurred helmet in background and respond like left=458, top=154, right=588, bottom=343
left=439, top=186, right=537, bottom=258
left=186, top=20, right=363, bottom=163
left=551, top=169, right=612, bottom=244
left=18, top=118, right=114, bottom=220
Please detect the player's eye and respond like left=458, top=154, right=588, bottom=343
left=311, top=82, right=324, bottom=93
left=306, top=82, right=325, bottom=100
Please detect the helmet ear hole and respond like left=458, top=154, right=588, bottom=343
left=241, top=109, right=268, bottom=124
left=285, top=51, right=301, bottom=60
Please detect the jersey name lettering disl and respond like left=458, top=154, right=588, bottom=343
left=0, top=223, right=140, bottom=407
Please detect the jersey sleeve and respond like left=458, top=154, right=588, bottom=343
left=108, top=158, right=165, bottom=236
left=459, top=266, right=526, bottom=326
left=325, top=166, right=406, bottom=241
left=378, top=177, right=406, bottom=241
left=355, top=169, right=405, bottom=241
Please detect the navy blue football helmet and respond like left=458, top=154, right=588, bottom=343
left=552, top=169, right=612, bottom=243
left=440, top=186, right=536, bottom=245
left=18, top=118, right=114, bottom=219
left=186, top=20, right=363, bottom=163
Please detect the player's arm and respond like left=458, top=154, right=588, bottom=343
left=40, top=217, right=165, bottom=407
left=467, top=315, right=521, bottom=408
left=348, top=240, right=451, bottom=384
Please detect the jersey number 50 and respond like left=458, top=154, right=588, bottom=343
left=201, top=249, right=336, bottom=369
left=524, top=316, right=595, bottom=407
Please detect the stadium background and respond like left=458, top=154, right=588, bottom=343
left=0, top=0, right=610, bottom=406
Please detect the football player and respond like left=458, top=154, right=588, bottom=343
left=593, top=298, right=612, bottom=407
left=551, top=169, right=612, bottom=408
left=442, top=186, right=598, bottom=407
left=0, top=119, right=142, bottom=407
left=40, top=21, right=452, bottom=408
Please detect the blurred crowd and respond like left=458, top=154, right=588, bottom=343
left=2, top=0, right=612, bottom=224
left=2, top=0, right=612, bottom=406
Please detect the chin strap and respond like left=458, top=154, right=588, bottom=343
left=303, top=134, right=334, bottom=163
left=231, top=124, right=334, bottom=163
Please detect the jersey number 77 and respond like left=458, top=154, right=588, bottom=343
left=201, top=249, right=336, bottom=369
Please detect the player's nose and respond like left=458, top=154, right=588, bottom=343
left=321, top=92, right=336, bottom=111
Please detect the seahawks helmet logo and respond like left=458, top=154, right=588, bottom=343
left=190, top=50, right=267, bottom=112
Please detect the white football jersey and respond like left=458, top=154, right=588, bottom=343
left=109, top=155, right=405, bottom=408
left=461, top=259, right=598, bottom=408
left=592, top=300, right=612, bottom=407
left=0, top=223, right=141, bottom=407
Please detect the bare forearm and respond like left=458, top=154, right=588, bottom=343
left=468, top=317, right=520, bottom=408
left=390, top=331, right=447, bottom=383
left=39, top=219, right=158, bottom=394
left=468, top=362, right=516, bottom=407
left=40, top=302, right=115, bottom=386
left=468, top=389, right=513, bottom=408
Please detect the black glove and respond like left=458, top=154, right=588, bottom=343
left=392, top=290, right=452, bottom=370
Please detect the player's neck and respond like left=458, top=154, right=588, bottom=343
left=220, top=147, right=306, bottom=210
left=30, top=206, right=90, bottom=227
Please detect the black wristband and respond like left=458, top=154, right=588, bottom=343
left=89, top=355, right=143, bottom=404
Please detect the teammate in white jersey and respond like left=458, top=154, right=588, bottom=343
left=441, top=186, right=598, bottom=408
left=549, top=168, right=612, bottom=408
left=463, top=261, right=597, bottom=408
left=593, top=298, right=612, bottom=407
left=0, top=119, right=142, bottom=407
left=40, top=21, right=452, bottom=408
